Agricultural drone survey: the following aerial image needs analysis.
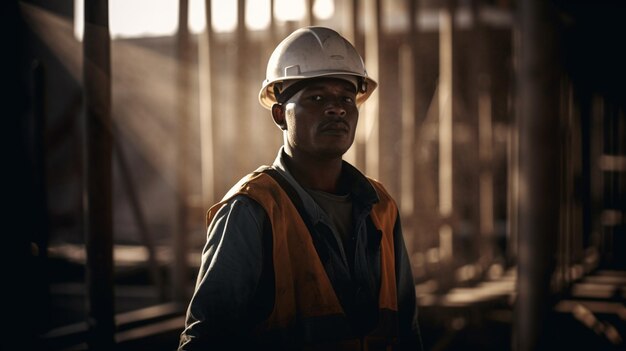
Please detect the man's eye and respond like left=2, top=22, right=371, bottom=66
left=343, top=97, right=355, bottom=104
left=311, top=95, right=323, bottom=102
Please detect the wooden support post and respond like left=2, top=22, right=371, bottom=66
left=514, top=0, right=560, bottom=349
left=83, top=0, right=114, bottom=348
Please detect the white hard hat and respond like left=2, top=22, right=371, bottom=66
left=258, top=26, right=378, bottom=110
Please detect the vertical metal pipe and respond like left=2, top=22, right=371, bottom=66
left=438, top=1, right=455, bottom=272
left=508, top=23, right=521, bottom=266
left=174, top=0, right=191, bottom=303
left=31, top=59, right=51, bottom=337
left=342, top=0, right=358, bottom=166
left=8, top=4, right=40, bottom=350
left=341, top=0, right=356, bottom=43
left=363, top=0, right=381, bottom=179
left=199, top=0, right=215, bottom=210
left=472, top=0, right=495, bottom=265
left=350, top=0, right=361, bottom=52
left=507, top=101, right=519, bottom=266
left=578, top=88, right=592, bottom=250
left=400, top=45, right=415, bottom=244
left=613, top=103, right=626, bottom=269
left=409, top=0, right=427, bottom=255
left=351, top=0, right=366, bottom=170
left=515, top=0, right=560, bottom=349
left=590, top=97, right=604, bottom=261
left=269, top=0, right=277, bottom=44
left=602, top=101, right=623, bottom=267
left=236, top=0, right=249, bottom=168
left=478, top=77, right=494, bottom=263
left=83, top=0, right=114, bottom=348
left=408, top=0, right=419, bottom=117
left=399, top=43, right=415, bottom=210
left=32, top=61, right=49, bottom=259
left=306, top=0, right=315, bottom=26
left=559, top=79, right=574, bottom=286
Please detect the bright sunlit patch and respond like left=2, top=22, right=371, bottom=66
left=73, top=0, right=83, bottom=40
left=188, top=0, right=205, bottom=34
left=74, top=0, right=249, bottom=40
left=189, top=0, right=271, bottom=33
left=74, top=0, right=178, bottom=40
left=274, top=0, right=305, bottom=22
left=313, top=0, right=334, bottom=20
left=211, top=0, right=237, bottom=32
left=110, top=0, right=178, bottom=38
left=188, top=0, right=238, bottom=33
left=74, top=0, right=332, bottom=39
left=246, top=0, right=271, bottom=30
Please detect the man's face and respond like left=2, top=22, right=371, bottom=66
left=282, top=78, right=359, bottom=160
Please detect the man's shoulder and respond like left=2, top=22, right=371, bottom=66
left=221, top=166, right=275, bottom=200
left=364, top=176, right=391, bottom=196
left=207, top=190, right=268, bottom=229
left=364, top=177, right=398, bottom=211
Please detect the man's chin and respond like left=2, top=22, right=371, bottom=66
left=317, top=146, right=351, bottom=160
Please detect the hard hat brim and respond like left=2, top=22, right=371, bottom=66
left=258, top=73, right=378, bottom=110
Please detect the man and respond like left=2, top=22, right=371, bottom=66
left=179, top=26, right=422, bottom=350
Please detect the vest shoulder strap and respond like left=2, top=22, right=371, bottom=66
left=260, top=168, right=316, bottom=236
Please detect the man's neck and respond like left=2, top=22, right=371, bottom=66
left=283, top=150, right=343, bottom=194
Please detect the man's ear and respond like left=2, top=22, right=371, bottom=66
left=271, top=103, right=287, bottom=130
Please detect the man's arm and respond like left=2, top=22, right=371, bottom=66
left=393, top=214, right=424, bottom=351
left=178, top=196, right=269, bottom=350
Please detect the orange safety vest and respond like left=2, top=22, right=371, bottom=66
left=206, top=171, right=400, bottom=350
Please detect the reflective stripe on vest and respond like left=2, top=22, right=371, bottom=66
left=206, top=172, right=399, bottom=350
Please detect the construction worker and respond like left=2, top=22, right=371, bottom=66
left=179, top=26, right=423, bottom=350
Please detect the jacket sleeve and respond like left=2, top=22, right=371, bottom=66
left=393, top=213, right=424, bottom=351
left=178, top=195, right=269, bottom=350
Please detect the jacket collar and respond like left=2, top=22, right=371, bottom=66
left=270, top=146, right=379, bottom=224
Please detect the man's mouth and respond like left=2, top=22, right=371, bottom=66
left=320, top=121, right=349, bottom=133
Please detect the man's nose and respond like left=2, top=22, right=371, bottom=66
left=325, top=101, right=347, bottom=117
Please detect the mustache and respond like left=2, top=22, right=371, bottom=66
left=319, top=118, right=350, bottom=131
